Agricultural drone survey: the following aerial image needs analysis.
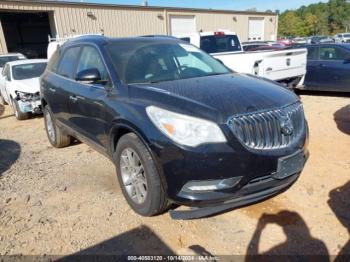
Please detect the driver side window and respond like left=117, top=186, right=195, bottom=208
left=76, top=46, right=109, bottom=85
left=320, top=47, right=349, bottom=61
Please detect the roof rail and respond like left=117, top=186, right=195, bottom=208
left=48, top=33, right=104, bottom=43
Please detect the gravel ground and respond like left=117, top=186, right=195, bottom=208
left=0, top=93, right=349, bottom=258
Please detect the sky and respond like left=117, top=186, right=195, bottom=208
left=79, top=0, right=328, bottom=12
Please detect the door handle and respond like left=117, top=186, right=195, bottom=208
left=69, top=95, right=78, bottom=103
left=49, top=87, right=56, bottom=93
left=319, top=63, right=326, bottom=67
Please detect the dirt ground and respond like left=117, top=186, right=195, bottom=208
left=0, top=93, right=349, bottom=259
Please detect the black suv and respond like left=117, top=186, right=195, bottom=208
left=41, top=36, right=308, bottom=219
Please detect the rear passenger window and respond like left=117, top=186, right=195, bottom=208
left=76, top=46, right=109, bottom=83
left=307, top=47, right=318, bottom=60
left=47, top=50, right=60, bottom=73
left=57, top=47, right=80, bottom=79
left=200, top=35, right=242, bottom=53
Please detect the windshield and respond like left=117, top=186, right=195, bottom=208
left=107, top=40, right=231, bottom=84
left=200, top=35, right=242, bottom=53
left=0, top=56, right=23, bottom=68
left=12, top=63, right=47, bottom=80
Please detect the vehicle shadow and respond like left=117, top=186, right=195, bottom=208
left=0, top=139, right=21, bottom=176
left=58, top=225, right=175, bottom=260
left=245, top=210, right=330, bottom=261
left=334, top=105, right=350, bottom=135
left=295, top=90, right=350, bottom=98
left=0, top=104, right=4, bottom=116
left=328, top=181, right=350, bottom=262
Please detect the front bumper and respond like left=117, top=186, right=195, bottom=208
left=149, top=124, right=308, bottom=208
left=170, top=172, right=300, bottom=220
left=17, top=99, right=42, bottom=114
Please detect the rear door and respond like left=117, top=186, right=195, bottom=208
left=318, top=45, right=350, bottom=91
left=68, top=45, right=111, bottom=149
left=304, top=45, right=320, bottom=88
left=46, top=46, right=81, bottom=125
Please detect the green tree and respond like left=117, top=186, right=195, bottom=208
left=278, top=0, right=350, bottom=37
left=303, top=13, right=318, bottom=36
left=328, top=0, right=349, bottom=33
left=278, top=11, right=303, bottom=36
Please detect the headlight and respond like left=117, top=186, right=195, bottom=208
left=146, top=106, right=226, bottom=147
left=15, top=91, right=39, bottom=101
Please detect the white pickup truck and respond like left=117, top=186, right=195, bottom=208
left=178, top=31, right=307, bottom=88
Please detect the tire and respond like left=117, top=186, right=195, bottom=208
left=114, top=133, right=168, bottom=216
left=12, top=98, right=29, bottom=120
left=43, top=105, right=71, bottom=148
left=0, top=91, right=8, bottom=105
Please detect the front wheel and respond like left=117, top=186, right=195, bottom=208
left=43, top=105, right=71, bottom=148
left=12, top=98, right=29, bottom=120
left=114, top=133, right=168, bottom=216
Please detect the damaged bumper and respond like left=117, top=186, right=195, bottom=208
left=15, top=91, right=42, bottom=114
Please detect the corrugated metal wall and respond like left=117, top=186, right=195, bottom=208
left=0, top=1, right=277, bottom=54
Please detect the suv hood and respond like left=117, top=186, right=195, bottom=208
left=14, top=78, right=40, bottom=94
left=129, top=73, right=299, bottom=121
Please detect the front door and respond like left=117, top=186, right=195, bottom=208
left=304, top=46, right=320, bottom=89
left=48, top=46, right=81, bottom=125
left=68, top=45, right=111, bottom=149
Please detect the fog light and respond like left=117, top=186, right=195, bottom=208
left=183, top=177, right=242, bottom=192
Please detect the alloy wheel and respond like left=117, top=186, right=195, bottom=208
left=45, top=111, right=55, bottom=142
left=120, top=148, right=148, bottom=204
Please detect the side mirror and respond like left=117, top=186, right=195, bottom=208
left=76, top=68, right=102, bottom=84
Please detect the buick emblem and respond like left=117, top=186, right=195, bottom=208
left=280, top=113, right=294, bottom=135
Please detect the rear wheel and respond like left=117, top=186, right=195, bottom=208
left=12, top=98, right=29, bottom=120
left=114, top=133, right=168, bottom=216
left=43, top=105, right=71, bottom=148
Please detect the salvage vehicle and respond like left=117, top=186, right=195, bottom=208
left=0, top=53, right=26, bottom=104
left=178, top=31, right=307, bottom=88
left=0, top=59, right=47, bottom=120
left=301, top=44, right=350, bottom=92
left=41, top=35, right=309, bottom=219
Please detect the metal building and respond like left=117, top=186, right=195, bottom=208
left=0, top=0, right=278, bottom=58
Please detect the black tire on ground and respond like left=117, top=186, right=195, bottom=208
left=43, top=105, right=71, bottom=148
left=0, top=91, right=8, bottom=105
left=114, top=133, right=168, bottom=216
left=12, top=98, right=29, bottom=120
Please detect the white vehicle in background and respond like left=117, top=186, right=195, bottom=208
left=0, top=53, right=26, bottom=75
left=177, top=31, right=307, bottom=88
left=0, top=59, right=47, bottom=120
left=334, top=33, right=350, bottom=43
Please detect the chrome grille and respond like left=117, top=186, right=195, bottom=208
left=228, top=102, right=305, bottom=150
